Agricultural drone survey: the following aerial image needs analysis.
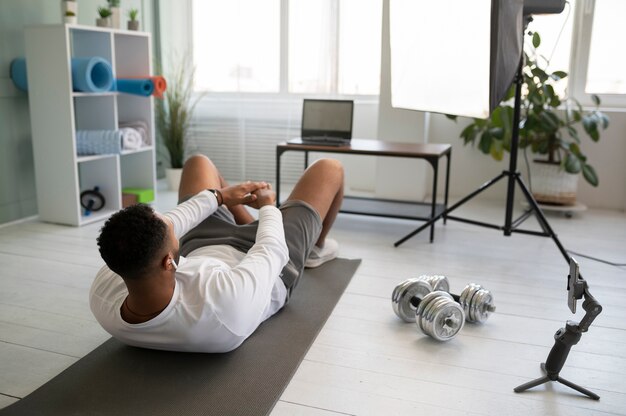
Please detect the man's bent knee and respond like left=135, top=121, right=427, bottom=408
left=310, top=158, right=344, bottom=179
left=184, top=153, right=212, bottom=167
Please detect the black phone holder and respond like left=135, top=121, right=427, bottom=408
left=514, top=258, right=602, bottom=400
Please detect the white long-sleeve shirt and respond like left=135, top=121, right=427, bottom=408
left=89, top=190, right=290, bottom=352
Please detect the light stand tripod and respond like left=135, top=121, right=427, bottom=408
left=514, top=259, right=602, bottom=399
left=395, top=20, right=570, bottom=267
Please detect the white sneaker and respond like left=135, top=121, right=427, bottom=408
left=305, top=238, right=339, bottom=268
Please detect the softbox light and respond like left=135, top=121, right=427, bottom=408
left=389, top=0, right=524, bottom=119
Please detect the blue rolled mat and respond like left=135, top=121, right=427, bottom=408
left=71, top=57, right=114, bottom=92
left=76, top=130, right=122, bottom=155
left=9, top=57, right=114, bottom=93
left=10, top=58, right=28, bottom=91
left=115, top=79, right=155, bottom=96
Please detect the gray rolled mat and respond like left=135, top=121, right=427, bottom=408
left=1, top=258, right=361, bottom=416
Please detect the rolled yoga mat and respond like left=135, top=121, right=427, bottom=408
left=149, top=75, right=167, bottom=98
left=9, top=58, right=28, bottom=91
left=71, top=57, right=114, bottom=92
left=0, top=258, right=361, bottom=416
left=116, top=78, right=154, bottom=96
left=10, top=57, right=114, bottom=93
left=75, top=130, right=123, bottom=155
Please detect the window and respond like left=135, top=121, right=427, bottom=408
left=193, top=0, right=382, bottom=96
left=288, top=0, right=382, bottom=95
left=585, top=0, right=626, bottom=94
left=570, top=0, right=626, bottom=107
left=526, top=0, right=576, bottom=98
left=192, top=0, right=280, bottom=92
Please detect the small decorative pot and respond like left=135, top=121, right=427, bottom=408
left=531, top=160, right=579, bottom=206
left=128, top=20, right=140, bottom=31
left=96, top=17, right=111, bottom=27
left=110, top=7, right=120, bottom=29
left=165, top=168, right=183, bottom=191
left=64, top=15, right=77, bottom=24
left=62, top=1, right=78, bottom=16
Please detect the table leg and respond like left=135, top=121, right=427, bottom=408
left=444, top=152, right=451, bottom=225
left=276, top=148, right=282, bottom=206
left=429, top=158, right=439, bottom=243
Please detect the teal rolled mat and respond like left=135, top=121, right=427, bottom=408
left=10, top=56, right=114, bottom=93
left=116, top=79, right=154, bottom=96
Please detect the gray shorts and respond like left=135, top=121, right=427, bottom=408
left=178, top=199, right=322, bottom=299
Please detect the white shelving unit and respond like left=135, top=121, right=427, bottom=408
left=24, top=24, right=156, bottom=226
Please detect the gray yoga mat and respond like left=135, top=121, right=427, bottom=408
left=1, top=258, right=361, bottom=416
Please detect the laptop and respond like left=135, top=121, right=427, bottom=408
left=289, top=99, right=354, bottom=146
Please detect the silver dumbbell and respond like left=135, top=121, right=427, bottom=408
left=391, top=279, right=465, bottom=341
left=405, top=275, right=497, bottom=323
left=458, top=283, right=496, bottom=324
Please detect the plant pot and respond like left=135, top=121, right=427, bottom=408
left=62, top=1, right=77, bottom=17
left=531, top=160, right=579, bottom=206
left=64, top=15, right=77, bottom=24
left=110, top=7, right=120, bottom=29
left=165, top=168, right=183, bottom=192
left=96, top=17, right=111, bottom=27
left=127, top=20, right=140, bottom=31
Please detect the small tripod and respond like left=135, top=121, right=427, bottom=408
left=514, top=263, right=602, bottom=400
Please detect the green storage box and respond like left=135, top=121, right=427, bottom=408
left=122, top=188, right=155, bottom=204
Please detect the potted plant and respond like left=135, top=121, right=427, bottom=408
left=107, top=0, right=120, bottom=28
left=62, top=0, right=78, bottom=19
left=156, top=59, right=202, bottom=191
left=127, top=8, right=139, bottom=31
left=447, top=31, right=609, bottom=205
left=96, top=6, right=112, bottom=27
left=64, top=10, right=77, bottom=24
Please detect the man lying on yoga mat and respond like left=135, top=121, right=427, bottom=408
left=90, top=155, right=344, bottom=353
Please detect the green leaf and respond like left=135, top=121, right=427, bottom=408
left=540, top=111, right=560, bottom=131
left=567, top=126, right=580, bottom=143
left=569, top=142, right=581, bottom=156
left=582, top=164, right=599, bottom=186
left=490, top=139, right=504, bottom=161
left=550, top=70, right=568, bottom=81
left=591, top=94, right=600, bottom=106
left=490, top=127, right=504, bottom=140
left=479, top=131, right=492, bottom=154
left=445, top=114, right=457, bottom=121
left=599, top=112, right=610, bottom=129
left=582, top=115, right=599, bottom=140
left=564, top=153, right=581, bottom=174
left=532, top=32, right=541, bottom=48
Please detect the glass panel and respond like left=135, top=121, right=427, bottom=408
left=338, top=0, right=382, bottom=95
left=288, top=0, right=335, bottom=94
left=526, top=0, right=576, bottom=98
left=193, top=0, right=280, bottom=92
left=586, top=0, right=626, bottom=94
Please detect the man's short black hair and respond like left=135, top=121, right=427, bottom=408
left=97, top=204, right=168, bottom=279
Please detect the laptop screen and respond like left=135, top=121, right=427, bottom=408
left=301, top=99, right=354, bottom=140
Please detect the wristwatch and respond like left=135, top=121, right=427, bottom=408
left=207, top=189, right=223, bottom=206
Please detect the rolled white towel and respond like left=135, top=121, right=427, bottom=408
left=119, top=120, right=150, bottom=146
left=120, top=127, right=143, bottom=150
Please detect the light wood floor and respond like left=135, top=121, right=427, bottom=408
left=1, top=188, right=625, bottom=415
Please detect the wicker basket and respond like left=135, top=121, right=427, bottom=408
left=531, top=161, right=579, bottom=206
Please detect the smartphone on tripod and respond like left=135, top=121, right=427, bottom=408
left=567, top=257, right=583, bottom=314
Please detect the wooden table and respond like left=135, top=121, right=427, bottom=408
left=276, top=139, right=452, bottom=245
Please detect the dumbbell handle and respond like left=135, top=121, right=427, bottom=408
left=409, top=293, right=460, bottom=308
left=410, top=292, right=495, bottom=313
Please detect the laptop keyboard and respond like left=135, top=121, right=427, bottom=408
left=302, top=136, right=349, bottom=146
